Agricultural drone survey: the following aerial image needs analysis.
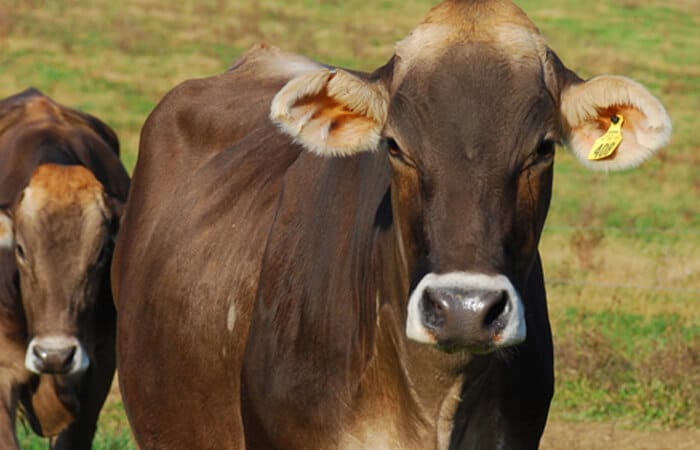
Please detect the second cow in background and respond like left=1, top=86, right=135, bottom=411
left=0, top=88, right=129, bottom=449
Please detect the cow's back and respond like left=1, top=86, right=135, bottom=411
left=113, top=45, right=320, bottom=447
left=0, top=88, right=128, bottom=206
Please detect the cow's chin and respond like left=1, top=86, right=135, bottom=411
left=433, top=340, right=497, bottom=355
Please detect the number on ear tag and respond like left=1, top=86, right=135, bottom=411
left=588, top=114, right=624, bottom=161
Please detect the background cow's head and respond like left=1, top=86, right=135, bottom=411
left=0, top=163, right=122, bottom=380
left=269, top=0, right=670, bottom=354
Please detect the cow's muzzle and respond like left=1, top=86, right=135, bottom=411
left=406, top=272, right=526, bottom=353
left=25, top=336, right=90, bottom=376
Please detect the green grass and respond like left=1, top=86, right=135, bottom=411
left=16, top=397, right=135, bottom=449
left=551, top=309, right=699, bottom=429
left=3, top=0, right=699, bottom=445
left=17, top=428, right=134, bottom=450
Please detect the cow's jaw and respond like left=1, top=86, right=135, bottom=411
left=406, top=272, right=526, bottom=352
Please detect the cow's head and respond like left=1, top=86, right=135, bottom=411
left=269, top=0, right=670, bottom=353
left=0, top=163, right=122, bottom=378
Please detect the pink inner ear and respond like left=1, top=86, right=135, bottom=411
left=325, top=114, right=379, bottom=149
left=592, top=103, right=647, bottom=135
left=560, top=75, right=671, bottom=170
left=573, top=103, right=647, bottom=161
left=290, top=89, right=381, bottom=153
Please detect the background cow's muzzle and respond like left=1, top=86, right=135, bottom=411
left=406, top=272, right=526, bottom=352
left=25, top=336, right=90, bottom=376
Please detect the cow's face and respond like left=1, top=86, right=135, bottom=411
left=270, top=1, right=670, bottom=353
left=0, top=164, right=119, bottom=378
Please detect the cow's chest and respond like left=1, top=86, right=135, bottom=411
left=336, top=421, right=431, bottom=450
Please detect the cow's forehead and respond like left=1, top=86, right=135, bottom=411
left=394, top=0, right=547, bottom=89
left=389, top=44, right=555, bottom=155
left=16, top=164, right=105, bottom=224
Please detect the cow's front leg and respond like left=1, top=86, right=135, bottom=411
left=0, top=378, right=20, bottom=450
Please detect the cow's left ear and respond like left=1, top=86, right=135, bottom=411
left=560, top=75, right=671, bottom=171
left=0, top=209, right=14, bottom=250
left=270, top=68, right=390, bottom=157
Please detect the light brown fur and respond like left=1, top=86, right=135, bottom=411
left=0, top=213, right=12, bottom=248
left=17, top=165, right=106, bottom=223
left=394, top=0, right=546, bottom=86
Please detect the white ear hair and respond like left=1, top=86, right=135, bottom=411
left=0, top=211, right=14, bottom=250
left=560, top=75, right=671, bottom=171
left=270, top=68, right=389, bottom=157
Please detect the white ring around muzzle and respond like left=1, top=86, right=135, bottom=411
left=25, top=335, right=90, bottom=376
left=406, top=272, right=526, bottom=349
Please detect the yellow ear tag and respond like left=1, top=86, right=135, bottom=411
left=587, top=114, right=624, bottom=161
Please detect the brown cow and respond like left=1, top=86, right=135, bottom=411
left=113, top=1, right=670, bottom=448
left=0, top=88, right=129, bottom=449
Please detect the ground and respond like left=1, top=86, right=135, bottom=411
left=541, top=421, right=700, bottom=450
left=100, top=379, right=700, bottom=449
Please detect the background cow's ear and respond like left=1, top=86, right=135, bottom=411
left=103, top=195, right=125, bottom=235
left=0, top=209, right=14, bottom=250
left=560, top=75, right=671, bottom=171
left=270, top=68, right=389, bottom=157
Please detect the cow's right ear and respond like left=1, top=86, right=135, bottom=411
left=559, top=75, right=671, bottom=171
left=270, top=68, right=389, bottom=157
left=0, top=209, right=14, bottom=250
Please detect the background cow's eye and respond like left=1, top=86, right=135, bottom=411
left=15, top=243, right=26, bottom=263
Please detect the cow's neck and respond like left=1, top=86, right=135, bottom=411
left=349, top=225, right=482, bottom=449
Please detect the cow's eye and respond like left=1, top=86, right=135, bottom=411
left=536, top=140, right=556, bottom=159
left=385, top=137, right=417, bottom=168
left=386, top=137, right=402, bottom=158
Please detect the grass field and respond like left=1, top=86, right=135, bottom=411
left=2, top=0, right=698, bottom=447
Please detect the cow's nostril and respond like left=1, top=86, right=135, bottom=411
left=420, top=288, right=447, bottom=330
left=33, top=344, right=77, bottom=373
left=33, top=345, right=49, bottom=361
left=483, top=290, right=509, bottom=329
left=62, top=346, right=77, bottom=368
